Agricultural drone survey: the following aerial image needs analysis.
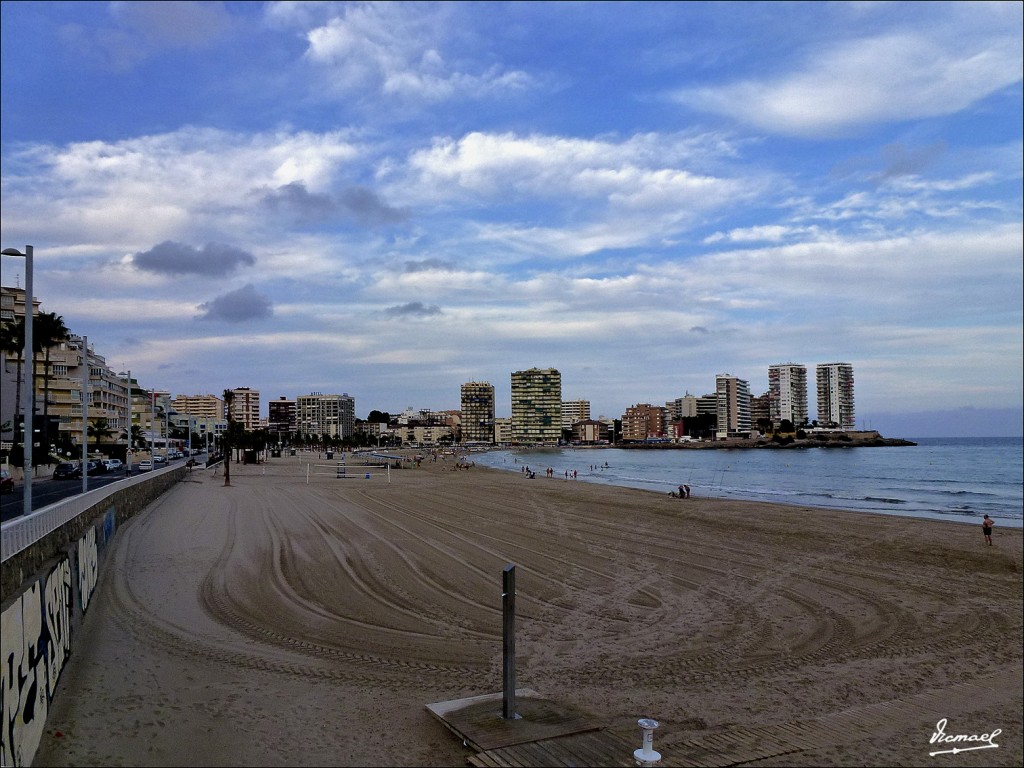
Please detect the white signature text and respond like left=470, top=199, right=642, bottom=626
left=929, top=718, right=1001, bottom=757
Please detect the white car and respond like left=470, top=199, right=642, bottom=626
left=103, top=458, right=123, bottom=472
left=137, top=460, right=153, bottom=472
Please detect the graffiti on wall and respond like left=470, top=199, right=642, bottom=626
left=78, top=525, right=98, bottom=613
left=2, top=579, right=54, bottom=768
left=2, top=519, right=105, bottom=767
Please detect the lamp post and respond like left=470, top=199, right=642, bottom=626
left=2, top=245, right=34, bottom=518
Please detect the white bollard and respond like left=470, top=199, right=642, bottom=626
left=634, top=718, right=661, bottom=766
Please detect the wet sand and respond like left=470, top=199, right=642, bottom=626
left=33, top=453, right=1023, bottom=766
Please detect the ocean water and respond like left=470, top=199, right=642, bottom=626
left=470, top=437, right=1023, bottom=528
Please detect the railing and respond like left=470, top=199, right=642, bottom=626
left=1, top=465, right=179, bottom=562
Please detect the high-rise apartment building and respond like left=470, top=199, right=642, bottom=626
left=716, top=374, right=751, bottom=439
left=816, top=363, right=855, bottom=430
left=511, top=368, right=562, bottom=445
left=228, top=387, right=261, bottom=431
left=666, top=394, right=699, bottom=421
left=561, top=399, right=591, bottom=430
left=768, top=363, right=808, bottom=428
left=296, top=392, right=355, bottom=439
left=460, top=381, right=495, bottom=443
left=173, top=394, right=225, bottom=422
left=268, top=396, right=296, bottom=440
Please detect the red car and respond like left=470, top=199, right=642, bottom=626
left=0, top=468, right=14, bottom=493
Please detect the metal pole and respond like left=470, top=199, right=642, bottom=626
left=125, top=369, right=133, bottom=474
left=81, top=335, right=88, bottom=493
left=150, top=390, right=155, bottom=460
left=502, top=564, right=519, bottom=720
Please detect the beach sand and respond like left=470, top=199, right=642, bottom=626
left=32, top=453, right=1023, bottom=767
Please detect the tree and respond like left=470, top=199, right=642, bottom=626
left=130, top=424, right=145, bottom=449
left=34, top=312, right=69, bottom=449
left=0, top=319, right=24, bottom=431
left=87, top=418, right=116, bottom=452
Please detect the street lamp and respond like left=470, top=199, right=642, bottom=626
left=2, top=245, right=34, bottom=518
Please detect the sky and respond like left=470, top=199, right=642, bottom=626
left=1, top=1, right=1021, bottom=438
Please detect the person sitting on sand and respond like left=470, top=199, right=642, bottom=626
left=982, top=514, right=995, bottom=546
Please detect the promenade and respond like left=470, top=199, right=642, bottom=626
left=31, top=454, right=1023, bottom=766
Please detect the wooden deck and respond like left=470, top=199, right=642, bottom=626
left=432, top=666, right=1022, bottom=766
left=426, top=689, right=603, bottom=753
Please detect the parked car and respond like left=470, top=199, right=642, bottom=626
left=137, top=460, right=153, bottom=472
left=53, top=462, right=82, bottom=480
left=102, top=458, right=123, bottom=472
left=153, top=454, right=167, bottom=465
left=0, top=468, right=13, bottom=493
left=86, top=460, right=104, bottom=476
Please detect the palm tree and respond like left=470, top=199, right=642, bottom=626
left=34, top=312, right=69, bottom=453
left=0, top=319, right=24, bottom=433
left=87, top=418, right=116, bottom=453
left=130, top=424, right=145, bottom=450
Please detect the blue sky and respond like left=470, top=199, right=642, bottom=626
left=1, top=1, right=1021, bottom=437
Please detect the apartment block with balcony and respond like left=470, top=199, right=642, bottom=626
left=715, top=374, right=752, bottom=439
left=268, top=396, right=297, bottom=440
left=511, top=368, right=562, bottom=445
left=621, top=403, right=667, bottom=441
left=296, top=392, right=356, bottom=439
left=768, top=363, right=808, bottom=428
left=817, top=363, right=855, bottom=430
left=228, top=387, right=261, bottom=431
left=460, top=381, right=495, bottom=443
left=560, top=399, right=591, bottom=431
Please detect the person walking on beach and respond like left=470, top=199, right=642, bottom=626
left=982, top=515, right=994, bottom=546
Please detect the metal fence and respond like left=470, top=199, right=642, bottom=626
left=1, top=465, right=179, bottom=562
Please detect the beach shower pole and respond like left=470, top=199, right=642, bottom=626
left=634, top=718, right=661, bottom=766
left=502, top=564, right=519, bottom=720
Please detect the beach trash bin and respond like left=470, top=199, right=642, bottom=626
left=326, top=451, right=334, bottom=460
left=365, top=472, right=370, bottom=479
left=290, top=448, right=296, bottom=456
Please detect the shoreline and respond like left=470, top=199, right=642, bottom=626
left=33, top=455, right=1023, bottom=767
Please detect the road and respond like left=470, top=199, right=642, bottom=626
left=0, top=459, right=189, bottom=523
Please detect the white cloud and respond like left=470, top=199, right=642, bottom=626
left=675, top=30, right=1022, bottom=137
left=296, top=2, right=532, bottom=102
left=0, top=128, right=363, bottom=252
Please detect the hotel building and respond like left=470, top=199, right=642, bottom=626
left=296, top=392, right=356, bottom=439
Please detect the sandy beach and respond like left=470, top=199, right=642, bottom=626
left=31, top=452, right=1023, bottom=767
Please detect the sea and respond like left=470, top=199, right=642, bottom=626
left=469, top=437, right=1023, bottom=528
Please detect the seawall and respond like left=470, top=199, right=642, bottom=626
left=1, top=466, right=186, bottom=767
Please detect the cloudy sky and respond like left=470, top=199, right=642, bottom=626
left=1, top=1, right=1021, bottom=437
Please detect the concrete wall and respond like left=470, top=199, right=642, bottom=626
left=1, top=466, right=184, bottom=766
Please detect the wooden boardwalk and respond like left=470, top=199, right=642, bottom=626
left=430, top=666, right=1021, bottom=767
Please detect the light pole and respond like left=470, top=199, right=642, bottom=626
left=2, top=245, right=34, bottom=518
